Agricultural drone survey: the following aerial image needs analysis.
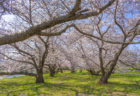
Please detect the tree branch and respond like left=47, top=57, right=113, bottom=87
left=39, top=24, right=74, bottom=36
left=73, top=25, right=140, bottom=44
left=0, top=52, right=34, bottom=65
left=70, top=0, right=81, bottom=14
left=0, top=0, right=116, bottom=45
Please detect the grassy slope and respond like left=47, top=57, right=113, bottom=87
left=0, top=72, right=140, bottom=96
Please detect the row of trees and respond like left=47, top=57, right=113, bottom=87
left=0, top=0, right=140, bottom=84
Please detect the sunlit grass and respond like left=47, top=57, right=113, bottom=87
left=0, top=71, right=140, bottom=96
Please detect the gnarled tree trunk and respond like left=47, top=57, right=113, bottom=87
left=49, top=69, right=56, bottom=77
left=36, top=69, right=44, bottom=83
left=98, top=73, right=110, bottom=84
left=71, top=65, right=76, bottom=73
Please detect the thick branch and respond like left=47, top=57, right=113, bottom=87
left=39, top=25, right=74, bottom=36
left=0, top=52, right=34, bottom=65
left=114, top=0, right=126, bottom=37
left=73, top=25, right=140, bottom=44
left=119, top=60, right=140, bottom=71
left=0, top=0, right=116, bottom=45
left=70, top=0, right=81, bottom=14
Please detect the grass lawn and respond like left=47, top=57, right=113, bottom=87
left=0, top=71, right=140, bottom=96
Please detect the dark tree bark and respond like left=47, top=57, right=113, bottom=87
left=58, top=68, right=63, bottom=73
left=49, top=69, right=55, bottom=77
left=71, top=66, right=76, bottom=73
left=98, top=74, right=109, bottom=84
left=36, top=68, right=44, bottom=83
left=47, top=64, right=57, bottom=77
left=79, top=69, right=83, bottom=73
left=87, top=69, right=100, bottom=76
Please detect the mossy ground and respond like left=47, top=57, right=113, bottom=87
left=0, top=71, right=140, bottom=96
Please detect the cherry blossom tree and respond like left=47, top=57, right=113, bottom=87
left=69, top=0, right=140, bottom=84
left=0, top=0, right=116, bottom=45
left=0, top=36, right=49, bottom=83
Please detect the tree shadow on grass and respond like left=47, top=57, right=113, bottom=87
left=109, top=82, right=140, bottom=92
left=44, top=82, right=98, bottom=96
left=58, top=74, right=99, bottom=82
left=0, top=77, right=140, bottom=96
left=0, top=80, right=98, bottom=96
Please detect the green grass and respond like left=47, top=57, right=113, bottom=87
left=0, top=71, right=140, bottom=96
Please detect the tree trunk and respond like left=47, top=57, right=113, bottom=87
left=36, top=69, right=44, bottom=83
left=79, top=69, right=82, bottom=73
left=71, top=66, right=76, bottom=73
left=87, top=69, right=99, bottom=76
left=98, top=74, right=110, bottom=84
left=50, top=70, right=55, bottom=77
left=58, top=68, right=63, bottom=73
left=60, top=68, right=63, bottom=73
left=98, top=46, right=126, bottom=84
left=71, top=69, right=76, bottom=73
